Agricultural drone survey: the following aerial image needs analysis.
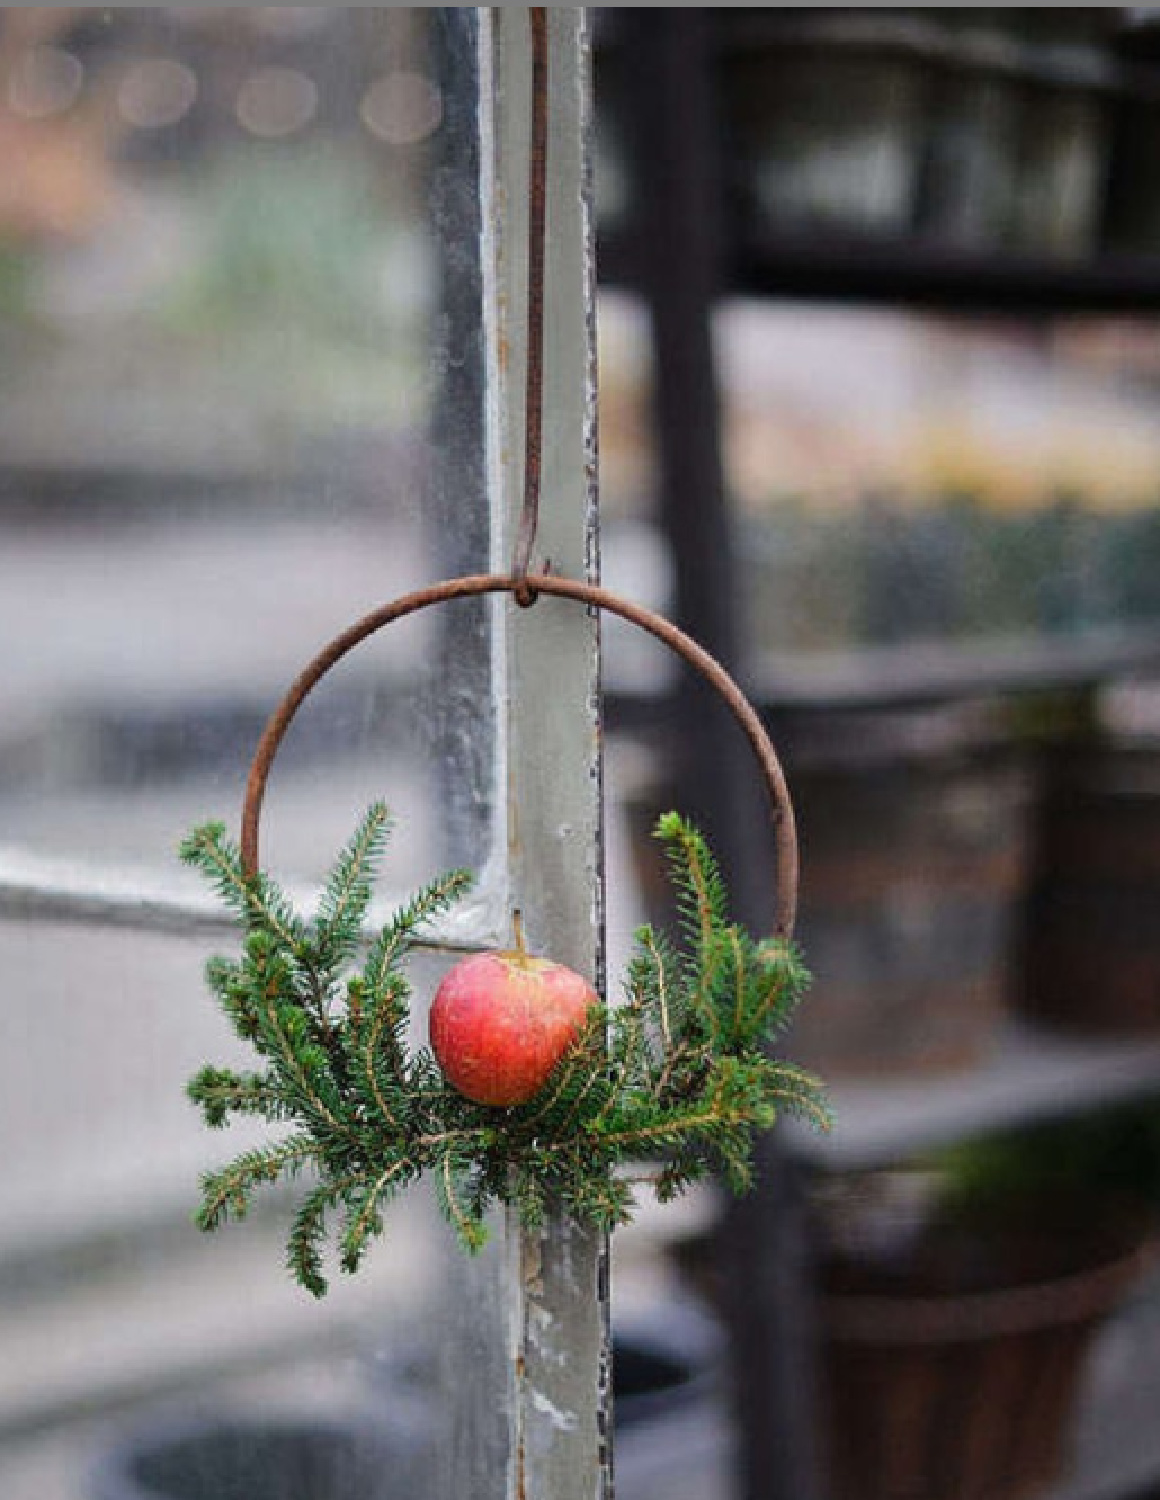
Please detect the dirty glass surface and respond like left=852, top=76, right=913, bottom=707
left=0, top=11, right=510, bottom=1500
left=0, top=7, right=498, bottom=893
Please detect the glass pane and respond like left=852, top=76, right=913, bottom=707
left=0, top=919, right=462, bottom=1500
left=0, top=11, right=517, bottom=1500
left=0, top=7, right=498, bottom=893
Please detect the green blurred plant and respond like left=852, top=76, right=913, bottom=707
left=933, top=1106, right=1160, bottom=1226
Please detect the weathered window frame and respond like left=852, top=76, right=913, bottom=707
left=0, top=9, right=608, bottom=1498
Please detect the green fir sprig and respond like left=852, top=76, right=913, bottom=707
left=181, top=803, right=829, bottom=1296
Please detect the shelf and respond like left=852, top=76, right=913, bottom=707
left=785, top=1021, right=1160, bottom=1173
left=602, top=9, right=1154, bottom=101
left=732, top=232, right=1160, bottom=315
left=711, top=11, right=1156, bottom=96
left=600, top=228, right=1160, bottom=315
left=603, top=627, right=1160, bottom=727
left=749, top=626, right=1160, bottom=712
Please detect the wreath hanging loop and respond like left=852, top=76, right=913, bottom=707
left=241, top=569, right=800, bottom=939
left=511, top=4, right=549, bottom=609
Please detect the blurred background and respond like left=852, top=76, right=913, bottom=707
left=4, top=8, right=1160, bottom=1500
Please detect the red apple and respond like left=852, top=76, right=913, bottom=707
left=430, top=929, right=596, bottom=1108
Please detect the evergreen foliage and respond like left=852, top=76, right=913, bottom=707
left=182, top=803, right=829, bottom=1296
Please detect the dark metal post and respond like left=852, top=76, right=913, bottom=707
left=619, top=14, right=825, bottom=1500
left=619, top=10, right=762, bottom=906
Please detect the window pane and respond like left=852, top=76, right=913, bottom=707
left=0, top=920, right=458, bottom=1497
left=0, top=11, right=517, bottom=1500
left=0, top=7, right=497, bottom=891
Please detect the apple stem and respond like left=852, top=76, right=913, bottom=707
left=512, top=908, right=529, bottom=961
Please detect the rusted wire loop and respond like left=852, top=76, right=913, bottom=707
left=241, top=572, right=800, bottom=939
left=512, top=6, right=549, bottom=610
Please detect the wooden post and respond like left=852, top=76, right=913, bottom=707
left=443, top=12, right=609, bottom=1500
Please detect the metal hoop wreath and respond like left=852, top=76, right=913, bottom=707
left=241, top=572, right=800, bottom=939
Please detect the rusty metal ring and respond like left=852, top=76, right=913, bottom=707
left=241, top=572, right=800, bottom=938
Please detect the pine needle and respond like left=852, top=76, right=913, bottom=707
left=184, top=805, right=829, bottom=1294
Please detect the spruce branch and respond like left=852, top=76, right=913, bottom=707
left=340, top=1159, right=414, bottom=1274
left=437, top=1154, right=489, bottom=1254
left=364, top=867, right=474, bottom=993
left=184, top=806, right=828, bottom=1295
left=203, top=956, right=261, bottom=1042
left=195, top=1134, right=320, bottom=1233
left=314, top=802, right=393, bottom=973
left=765, top=1059, right=835, bottom=1133
left=180, top=822, right=305, bottom=955
left=187, top=1064, right=285, bottom=1128
left=287, top=1171, right=362, bottom=1298
left=349, top=972, right=411, bottom=1133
